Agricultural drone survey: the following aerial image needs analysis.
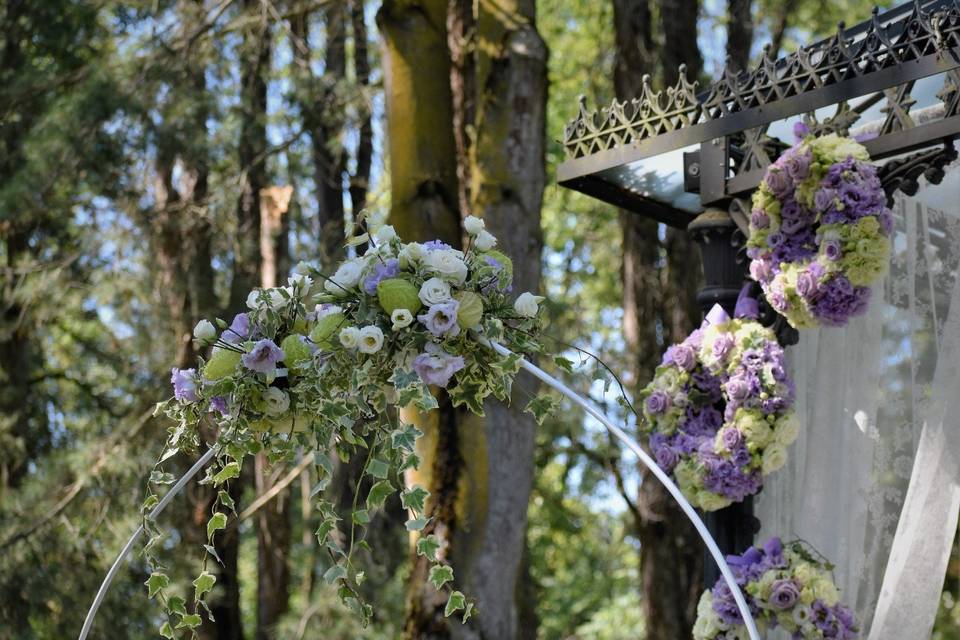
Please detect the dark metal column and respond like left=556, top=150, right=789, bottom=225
left=687, top=207, right=761, bottom=588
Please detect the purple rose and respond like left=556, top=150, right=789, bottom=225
left=780, top=215, right=806, bottom=236
left=720, top=427, right=743, bottom=451
left=815, top=188, right=837, bottom=213
left=654, top=445, right=679, bottom=471
left=242, top=339, right=284, bottom=373
left=224, top=312, right=250, bottom=343
left=724, top=376, right=750, bottom=401
left=711, top=333, right=735, bottom=361
left=672, top=344, right=697, bottom=372
left=750, top=209, right=770, bottom=229
left=823, top=239, right=843, bottom=261
left=783, top=147, right=812, bottom=182
left=769, top=579, right=801, bottom=610
left=171, top=368, right=199, bottom=402
left=781, top=199, right=801, bottom=221
left=765, top=168, right=791, bottom=198
left=363, top=258, right=400, bottom=295
left=417, top=300, right=461, bottom=337
left=796, top=269, right=820, bottom=298
left=412, top=344, right=465, bottom=387
left=645, top=390, right=671, bottom=415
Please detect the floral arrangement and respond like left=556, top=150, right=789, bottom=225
left=147, top=215, right=550, bottom=635
left=694, top=537, right=859, bottom=639
left=640, top=300, right=797, bottom=511
left=747, top=124, right=892, bottom=329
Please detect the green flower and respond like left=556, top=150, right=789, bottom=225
left=309, top=312, right=346, bottom=348
left=203, top=349, right=241, bottom=380
left=377, top=278, right=422, bottom=315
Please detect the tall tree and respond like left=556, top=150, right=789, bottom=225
left=727, top=0, right=754, bottom=72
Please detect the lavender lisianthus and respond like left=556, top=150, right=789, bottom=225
left=423, top=240, right=452, bottom=251
left=224, top=312, right=250, bottom=343
left=412, top=343, right=465, bottom=387
left=363, top=258, right=400, bottom=295
left=417, top=300, right=461, bottom=337
left=242, top=339, right=284, bottom=373
left=210, top=396, right=229, bottom=416
left=171, top=368, right=199, bottom=402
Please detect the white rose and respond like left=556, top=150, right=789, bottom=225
left=419, top=277, right=453, bottom=306
left=399, top=242, right=425, bottom=269
left=514, top=292, right=545, bottom=317
left=338, top=326, right=360, bottom=349
left=463, top=215, right=485, bottom=235
left=774, top=412, right=800, bottom=446
left=374, top=224, right=398, bottom=245
left=193, top=319, right=216, bottom=341
left=325, top=258, right=365, bottom=295
left=473, top=229, right=497, bottom=251
left=391, top=308, right=414, bottom=330
left=358, top=326, right=385, bottom=354
left=762, top=443, right=788, bottom=474
left=422, top=249, right=468, bottom=285
left=262, top=387, right=290, bottom=416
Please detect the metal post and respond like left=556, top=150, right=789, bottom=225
left=687, top=207, right=761, bottom=588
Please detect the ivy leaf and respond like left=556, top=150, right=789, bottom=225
left=352, top=509, right=370, bottom=525
left=462, top=601, right=475, bottom=623
left=316, top=517, right=337, bottom=544
left=401, top=486, right=430, bottom=513
left=176, top=614, right=202, bottom=629
left=159, top=622, right=175, bottom=639
left=524, top=394, right=559, bottom=426
left=323, top=564, right=347, bottom=584
left=366, top=480, right=394, bottom=509
left=391, top=367, right=419, bottom=389
left=428, top=564, right=454, bottom=590
left=207, top=512, right=228, bottom=540
left=391, top=424, right=422, bottom=452
left=416, top=535, right=441, bottom=561
left=217, top=490, right=235, bottom=513
left=140, top=494, right=159, bottom=513
left=405, top=516, right=430, bottom=531
left=193, top=571, right=216, bottom=600
left=444, top=591, right=466, bottom=617
left=553, top=356, right=575, bottom=373
left=167, top=596, right=187, bottom=616
left=448, top=380, right=486, bottom=416
left=145, top=572, right=169, bottom=598
left=367, top=458, right=390, bottom=479
left=149, top=470, right=176, bottom=485
left=212, top=461, right=240, bottom=485
left=204, top=544, right=223, bottom=566
left=415, top=386, right=439, bottom=411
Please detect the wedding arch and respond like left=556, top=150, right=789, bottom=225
left=560, top=0, right=960, bottom=636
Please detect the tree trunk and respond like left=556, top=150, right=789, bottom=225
left=461, top=1, right=546, bottom=638
left=726, top=0, right=753, bottom=73
left=349, top=0, right=374, bottom=221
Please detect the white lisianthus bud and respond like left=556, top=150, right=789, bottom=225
left=262, top=387, right=290, bottom=416
left=514, top=292, right=545, bottom=317
left=374, top=224, right=398, bottom=245
left=473, top=229, right=497, bottom=251
left=463, top=215, right=485, bottom=235
left=419, top=277, right=453, bottom=306
left=358, top=326, right=385, bottom=354
left=246, top=289, right=264, bottom=309
left=324, top=258, right=365, bottom=295
left=391, top=308, right=414, bottom=330
left=269, top=288, right=290, bottom=309
left=338, top=326, right=360, bottom=349
left=365, top=209, right=387, bottom=232
left=422, top=249, right=468, bottom=285
left=288, top=272, right=313, bottom=291
left=399, top=242, right=425, bottom=269
left=193, top=319, right=216, bottom=341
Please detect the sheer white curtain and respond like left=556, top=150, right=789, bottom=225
left=755, top=163, right=960, bottom=638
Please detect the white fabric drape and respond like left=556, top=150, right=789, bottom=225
left=755, top=163, right=960, bottom=638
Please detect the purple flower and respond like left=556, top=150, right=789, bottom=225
left=210, top=396, right=229, bottom=416
left=725, top=376, right=751, bottom=401
left=768, top=232, right=784, bottom=248
left=783, top=147, right=812, bottom=182
left=363, top=258, right=400, bottom=295
left=878, top=209, right=894, bottom=235
left=750, top=209, right=770, bottom=229
left=646, top=391, right=671, bottom=415
left=711, top=333, right=735, bottom=361
left=424, top=240, right=452, bottom=251
left=815, top=187, right=837, bottom=212
left=720, top=427, right=743, bottom=450
left=769, top=579, right=801, bottom=610
left=794, top=121, right=810, bottom=141
left=224, top=313, right=250, bottom=343
left=412, top=344, right=465, bottom=387
left=765, top=168, right=791, bottom=199
left=811, top=275, right=871, bottom=325
left=417, top=300, right=461, bottom=337
left=654, top=445, right=679, bottom=471
left=672, top=344, right=697, bottom=372
left=750, top=258, right=774, bottom=284
left=171, top=368, right=199, bottom=402
left=797, top=269, right=820, bottom=298
left=242, top=339, right=284, bottom=373
left=824, top=239, right=843, bottom=261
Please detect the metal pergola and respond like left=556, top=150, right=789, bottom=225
left=557, top=0, right=960, bottom=584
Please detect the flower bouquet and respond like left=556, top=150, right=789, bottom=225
left=694, top=537, right=859, bottom=639
left=149, top=216, right=549, bottom=633
left=747, top=124, right=892, bottom=329
left=641, top=298, right=797, bottom=511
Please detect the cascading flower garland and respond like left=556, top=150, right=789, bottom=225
left=694, top=537, right=859, bottom=639
left=640, top=296, right=797, bottom=512
left=145, top=216, right=552, bottom=636
left=747, top=124, right=892, bottom=329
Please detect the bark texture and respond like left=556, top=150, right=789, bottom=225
left=726, top=0, right=754, bottom=72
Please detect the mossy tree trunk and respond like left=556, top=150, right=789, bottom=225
left=379, top=1, right=545, bottom=638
